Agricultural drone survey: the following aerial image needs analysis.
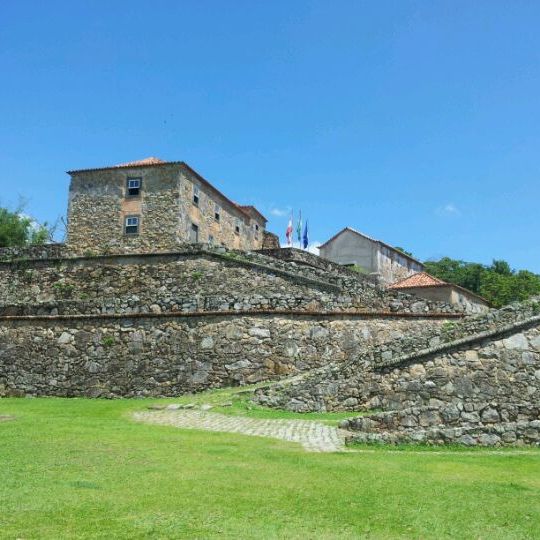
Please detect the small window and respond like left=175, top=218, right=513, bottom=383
left=208, top=234, right=214, bottom=246
left=235, top=220, right=240, bottom=235
left=125, top=216, right=139, bottom=235
left=127, top=177, right=141, bottom=196
left=255, top=224, right=259, bottom=231
left=190, top=223, right=199, bottom=243
left=193, top=186, right=200, bottom=207
left=214, top=204, right=220, bottom=222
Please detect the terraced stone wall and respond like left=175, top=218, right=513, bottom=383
left=0, top=315, right=445, bottom=398
left=0, top=248, right=464, bottom=316
left=254, top=300, right=540, bottom=446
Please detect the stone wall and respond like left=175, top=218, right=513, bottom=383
left=0, top=315, right=444, bottom=398
left=0, top=247, right=465, bottom=316
left=391, top=285, right=489, bottom=315
left=255, top=300, right=539, bottom=412
left=343, top=321, right=540, bottom=446
left=257, top=247, right=371, bottom=278
left=67, top=163, right=182, bottom=255
left=254, top=300, right=540, bottom=446
left=178, top=167, right=265, bottom=251
left=0, top=243, right=67, bottom=262
left=261, top=231, right=280, bottom=249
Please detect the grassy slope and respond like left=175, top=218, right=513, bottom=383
left=0, top=397, right=539, bottom=539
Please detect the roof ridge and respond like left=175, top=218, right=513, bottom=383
left=319, top=227, right=424, bottom=265
left=389, top=272, right=446, bottom=289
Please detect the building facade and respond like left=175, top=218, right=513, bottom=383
left=67, top=157, right=267, bottom=254
left=318, top=227, right=424, bottom=284
left=389, top=272, right=489, bottom=314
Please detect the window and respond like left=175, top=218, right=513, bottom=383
left=125, top=216, right=139, bottom=235
left=190, top=223, right=199, bottom=243
left=193, top=186, right=200, bottom=207
left=235, top=219, right=241, bottom=235
left=214, top=204, right=220, bottom=222
left=127, top=177, right=141, bottom=197
left=255, top=224, right=259, bottom=231
left=208, top=234, right=214, bottom=246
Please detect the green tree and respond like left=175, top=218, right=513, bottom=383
left=394, top=246, right=414, bottom=257
left=0, top=207, right=51, bottom=248
left=425, top=257, right=540, bottom=308
left=424, top=257, right=485, bottom=294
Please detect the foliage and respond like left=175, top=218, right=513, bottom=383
left=394, top=246, right=414, bottom=257
left=0, top=206, right=52, bottom=248
left=424, top=257, right=540, bottom=308
left=101, top=336, right=115, bottom=347
left=52, top=282, right=75, bottom=298
left=349, top=264, right=369, bottom=275
left=1, top=397, right=539, bottom=539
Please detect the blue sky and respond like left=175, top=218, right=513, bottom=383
left=1, top=1, right=539, bottom=271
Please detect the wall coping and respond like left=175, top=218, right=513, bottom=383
left=0, top=247, right=342, bottom=294
left=0, top=309, right=463, bottom=324
left=374, top=314, right=540, bottom=370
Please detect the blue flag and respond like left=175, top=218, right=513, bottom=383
left=302, top=220, right=309, bottom=249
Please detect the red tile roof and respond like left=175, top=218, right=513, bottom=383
left=67, top=157, right=179, bottom=174
left=389, top=272, right=446, bottom=289
left=389, top=272, right=489, bottom=305
left=114, top=156, right=165, bottom=167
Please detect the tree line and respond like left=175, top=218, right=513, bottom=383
left=0, top=206, right=54, bottom=247
left=424, top=257, right=540, bottom=308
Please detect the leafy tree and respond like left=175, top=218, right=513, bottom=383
left=0, top=206, right=51, bottom=248
left=425, top=257, right=540, bottom=308
left=394, top=246, right=413, bottom=257
left=491, top=259, right=512, bottom=276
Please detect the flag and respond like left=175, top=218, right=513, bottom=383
left=296, top=211, right=302, bottom=244
left=285, top=213, right=293, bottom=246
left=302, top=220, right=309, bottom=250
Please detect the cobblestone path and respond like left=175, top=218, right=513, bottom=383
left=133, top=410, right=348, bottom=452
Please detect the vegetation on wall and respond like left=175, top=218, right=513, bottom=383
left=425, top=257, right=540, bottom=308
left=0, top=205, right=52, bottom=248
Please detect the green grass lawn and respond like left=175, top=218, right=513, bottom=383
left=1, top=396, right=540, bottom=539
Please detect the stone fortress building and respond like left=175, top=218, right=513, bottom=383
left=67, top=157, right=268, bottom=255
left=0, top=157, right=538, bottom=447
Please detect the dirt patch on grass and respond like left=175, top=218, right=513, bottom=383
left=0, top=415, right=15, bottom=422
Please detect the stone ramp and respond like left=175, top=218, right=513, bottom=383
left=133, top=410, right=348, bottom=453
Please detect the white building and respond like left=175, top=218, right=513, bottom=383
left=318, top=227, right=424, bottom=284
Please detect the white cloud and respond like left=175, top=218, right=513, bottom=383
left=269, top=208, right=288, bottom=217
left=436, top=203, right=461, bottom=217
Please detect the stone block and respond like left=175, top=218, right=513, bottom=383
left=503, top=333, right=529, bottom=350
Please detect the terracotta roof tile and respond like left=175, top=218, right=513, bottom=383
left=114, top=156, right=165, bottom=167
left=389, top=272, right=446, bottom=289
left=389, top=272, right=489, bottom=305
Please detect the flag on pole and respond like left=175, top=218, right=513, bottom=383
left=302, top=220, right=309, bottom=250
left=296, top=211, right=302, bottom=245
left=285, top=212, right=293, bottom=246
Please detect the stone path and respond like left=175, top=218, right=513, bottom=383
left=133, top=409, right=348, bottom=452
